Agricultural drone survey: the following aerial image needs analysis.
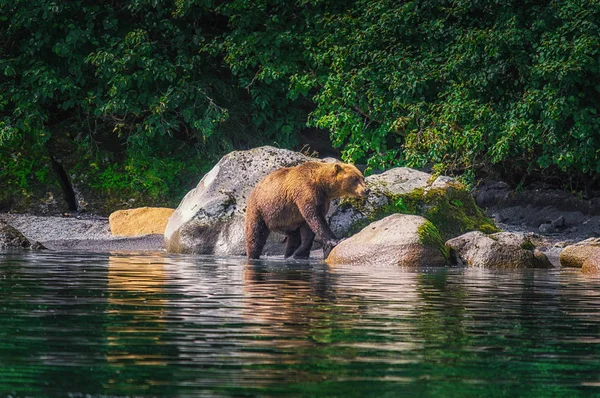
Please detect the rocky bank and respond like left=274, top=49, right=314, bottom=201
left=1, top=147, right=599, bottom=270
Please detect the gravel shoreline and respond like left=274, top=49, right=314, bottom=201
left=0, top=213, right=165, bottom=252
left=0, top=206, right=593, bottom=261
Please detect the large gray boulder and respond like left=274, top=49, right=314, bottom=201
left=326, top=214, right=448, bottom=266
left=0, top=221, right=44, bottom=250
left=446, top=231, right=552, bottom=269
left=165, top=147, right=312, bottom=255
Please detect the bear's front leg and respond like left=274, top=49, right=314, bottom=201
left=297, top=202, right=339, bottom=259
left=245, top=208, right=270, bottom=259
left=321, top=239, right=339, bottom=259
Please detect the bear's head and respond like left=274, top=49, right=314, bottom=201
left=329, top=163, right=369, bottom=199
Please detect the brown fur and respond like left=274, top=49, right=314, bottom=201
left=245, top=161, right=369, bottom=259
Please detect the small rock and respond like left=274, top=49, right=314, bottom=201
left=0, top=221, right=45, bottom=250
left=445, top=231, right=552, bottom=269
left=552, top=215, right=566, bottom=229
left=328, top=166, right=493, bottom=240
left=326, top=214, right=448, bottom=267
left=560, top=238, right=600, bottom=268
left=539, top=223, right=555, bottom=234
left=534, top=249, right=552, bottom=267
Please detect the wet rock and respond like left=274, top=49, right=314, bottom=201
left=560, top=238, right=600, bottom=268
left=164, top=147, right=312, bottom=255
left=326, top=214, right=448, bottom=267
left=0, top=221, right=45, bottom=250
left=446, top=231, right=552, bottom=269
left=109, top=207, right=175, bottom=236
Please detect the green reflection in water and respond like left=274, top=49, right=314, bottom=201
left=0, top=253, right=599, bottom=397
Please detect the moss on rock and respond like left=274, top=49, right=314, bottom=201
left=341, top=185, right=497, bottom=242
left=417, top=220, right=450, bottom=260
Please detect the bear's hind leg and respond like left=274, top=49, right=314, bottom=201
left=293, top=223, right=315, bottom=259
left=245, top=211, right=270, bottom=259
left=284, top=229, right=301, bottom=258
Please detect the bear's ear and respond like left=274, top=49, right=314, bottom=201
left=334, top=163, right=343, bottom=174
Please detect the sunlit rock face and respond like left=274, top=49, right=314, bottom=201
left=560, top=238, right=600, bottom=268
left=446, top=231, right=552, bottom=269
left=164, top=147, right=311, bottom=255
left=326, top=214, right=448, bottom=267
left=109, top=207, right=174, bottom=236
left=582, top=253, right=600, bottom=274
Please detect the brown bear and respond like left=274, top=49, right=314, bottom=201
left=245, top=161, right=369, bottom=259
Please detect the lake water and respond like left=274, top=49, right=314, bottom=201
left=1, top=251, right=599, bottom=397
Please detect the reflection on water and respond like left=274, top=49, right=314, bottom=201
left=0, top=252, right=600, bottom=397
left=107, top=255, right=169, bottom=367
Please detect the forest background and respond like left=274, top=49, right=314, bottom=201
left=1, top=0, right=599, bottom=214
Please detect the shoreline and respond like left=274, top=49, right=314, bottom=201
left=0, top=213, right=166, bottom=252
left=2, top=179, right=600, bottom=263
left=0, top=210, right=581, bottom=266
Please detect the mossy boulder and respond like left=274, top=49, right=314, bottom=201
left=326, top=214, right=448, bottom=266
left=329, top=167, right=496, bottom=241
left=445, top=231, right=552, bottom=269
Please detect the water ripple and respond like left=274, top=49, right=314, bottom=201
left=1, top=251, right=599, bottom=397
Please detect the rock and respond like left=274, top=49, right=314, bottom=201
left=326, top=214, right=448, bottom=267
left=109, top=207, right=175, bottom=236
left=582, top=252, right=600, bottom=274
left=165, top=146, right=496, bottom=256
left=165, top=147, right=312, bottom=255
left=539, top=223, right=555, bottom=234
left=0, top=221, right=45, bottom=250
left=539, top=215, right=567, bottom=234
left=445, top=231, right=552, bottom=269
left=560, top=238, right=600, bottom=268
left=329, top=168, right=496, bottom=241
left=552, top=215, right=566, bottom=229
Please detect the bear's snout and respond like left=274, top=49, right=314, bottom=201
left=355, top=185, right=369, bottom=198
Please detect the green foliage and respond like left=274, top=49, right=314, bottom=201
left=2, top=0, right=600, bottom=213
left=0, top=0, right=303, bottom=212
left=223, top=0, right=600, bottom=179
